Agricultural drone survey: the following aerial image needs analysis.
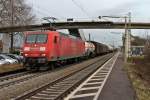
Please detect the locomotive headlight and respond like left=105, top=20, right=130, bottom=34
left=24, top=54, right=28, bottom=56
left=40, top=47, right=46, bottom=51
left=24, top=47, right=30, bottom=51
left=41, top=53, right=46, bottom=56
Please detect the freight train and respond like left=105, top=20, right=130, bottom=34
left=23, top=31, right=112, bottom=71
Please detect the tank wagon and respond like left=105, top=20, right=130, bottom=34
left=85, top=41, right=95, bottom=57
left=23, top=31, right=85, bottom=70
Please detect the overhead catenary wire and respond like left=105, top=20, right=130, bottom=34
left=31, top=6, right=62, bottom=23
left=31, top=0, right=65, bottom=19
left=71, top=0, right=91, bottom=19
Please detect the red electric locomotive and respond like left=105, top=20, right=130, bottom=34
left=23, top=31, right=85, bottom=70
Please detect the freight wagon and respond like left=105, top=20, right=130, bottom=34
left=89, top=41, right=109, bottom=56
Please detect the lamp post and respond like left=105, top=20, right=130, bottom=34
left=98, top=15, right=130, bottom=62
left=124, top=16, right=128, bottom=62
left=128, top=12, right=131, bottom=58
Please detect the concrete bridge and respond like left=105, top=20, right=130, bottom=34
left=0, top=21, right=150, bottom=33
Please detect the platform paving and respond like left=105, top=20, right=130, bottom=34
left=98, top=53, right=137, bottom=100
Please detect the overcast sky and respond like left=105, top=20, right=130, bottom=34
left=26, top=0, right=150, bottom=47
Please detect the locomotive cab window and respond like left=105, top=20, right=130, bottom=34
left=26, top=34, right=36, bottom=43
left=36, top=34, right=47, bottom=43
left=26, top=34, right=48, bottom=43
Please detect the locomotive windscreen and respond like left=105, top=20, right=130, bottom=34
left=26, top=34, right=48, bottom=43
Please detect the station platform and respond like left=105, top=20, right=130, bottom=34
left=98, top=53, right=137, bottom=100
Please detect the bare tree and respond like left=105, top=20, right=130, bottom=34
left=0, top=0, right=35, bottom=27
left=0, top=0, right=35, bottom=52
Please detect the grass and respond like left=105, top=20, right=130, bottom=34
left=0, top=64, right=23, bottom=74
left=125, top=58, right=150, bottom=100
left=127, top=56, right=144, bottom=63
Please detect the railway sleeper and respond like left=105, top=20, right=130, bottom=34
left=41, top=91, right=63, bottom=94
left=37, top=93, right=58, bottom=97
left=31, top=96, right=54, bottom=100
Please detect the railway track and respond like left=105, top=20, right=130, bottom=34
left=13, top=53, right=115, bottom=100
left=0, top=71, right=29, bottom=82
left=0, top=71, right=45, bottom=89
left=0, top=58, right=87, bottom=89
left=0, top=67, right=73, bottom=89
left=0, top=57, right=95, bottom=89
left=0, top=68, right=25, bottom=77
left=0, top=58, right=84, bottom=89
